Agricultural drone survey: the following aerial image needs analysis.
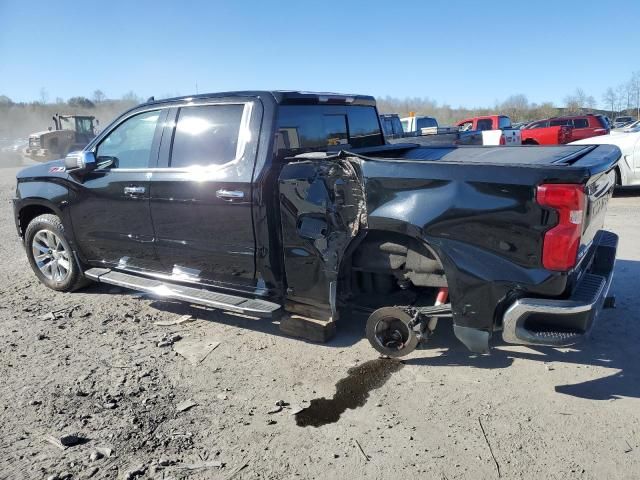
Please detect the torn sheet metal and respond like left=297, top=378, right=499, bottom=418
left=278, top=154, right=366, bottom=315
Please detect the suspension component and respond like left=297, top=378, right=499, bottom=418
left=366, top=307, right=419, bottom=357
left=427, top=287, right=449, bottom=332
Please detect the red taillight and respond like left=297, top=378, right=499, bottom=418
left=536, top=184, right=586, bottom=271
left=499, top=134, right=506, bottom=145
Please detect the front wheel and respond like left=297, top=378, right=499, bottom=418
left=24, top=214, right=87, bottom=291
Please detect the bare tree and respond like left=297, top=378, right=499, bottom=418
left=602, top=87, right=617, bottom=117
left=500, top=94, right=529, bottom=122
left=631, top=71, right=640, bottom=119
left=39, top=87, right=49, bottom=104
left=92, top=89, right=106, bottom=103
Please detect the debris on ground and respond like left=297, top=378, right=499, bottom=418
left=89, top=450, right=103, bottom=461
left=43, top=433, right=88, bottom=450
left=354, top=438, right=370, bottom=461
left=176, top=399, right=198, bottom=413
left=267, top=405, right=283, bottom=414
left=39, top=305, right=80, bottom=321
left=154, top=314, right=194, bottom=326
left=122, top=463, right=146, bottom=480
left=157, top=333, right=182, bottom=347
left=175, top=460, right=224, bottom=471
left=95, top=447, right=114, bottom=458
left=173, top=337, right=220, bottom=365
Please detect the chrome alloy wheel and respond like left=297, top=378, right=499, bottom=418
left=31, top=229, right=71, bottom=282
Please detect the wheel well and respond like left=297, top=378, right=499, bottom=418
left=614, top=166, right=622, bottom=186
left=339, top=231, right=448, bottom=309
left=522, top=139, right=538, bottom=145
left=18, top=204, right=55, bottom=237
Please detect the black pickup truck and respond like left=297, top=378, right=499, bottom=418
left=13, top=91, right=620, bottom=356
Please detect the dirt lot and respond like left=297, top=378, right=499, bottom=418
left=1, top=163, right=639, bottom=480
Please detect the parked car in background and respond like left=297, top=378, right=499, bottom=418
left=525, top=115, right=609, bottom=143
left=401, top=115, right=439, bottom=135
left=521, top=120, right=574, bottom=145
left=455, top=115, right=521, bottom=145
left=613, top=116, right=635, bottom=128
left=379, top=114, right=404, bottom=139
left=571, top=131, right=640, bottom=186
left=612, top=119, right=640, bottom=133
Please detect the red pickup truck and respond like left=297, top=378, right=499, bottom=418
left=522, top=114, right=610, bottom=145
left=455, top=115, right=521, bottom=145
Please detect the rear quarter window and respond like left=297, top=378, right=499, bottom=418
left=498, top=116, right=511, bottom=129
left=276, top=105, right=383, bottom=156
left=476, top=119, right=494, bottom=131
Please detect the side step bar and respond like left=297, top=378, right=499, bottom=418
left=85, top=268, right=281, bottom=318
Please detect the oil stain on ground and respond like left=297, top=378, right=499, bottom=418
left=295, top=358, right=404, bottom=427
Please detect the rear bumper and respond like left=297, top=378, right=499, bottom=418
left=502, top=230, right=617, bottom=347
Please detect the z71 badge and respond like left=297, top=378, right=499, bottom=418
left=48, top=166, right=66, bottom=174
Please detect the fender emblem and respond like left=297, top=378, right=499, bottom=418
left=49, top=166, right=66, bottom=173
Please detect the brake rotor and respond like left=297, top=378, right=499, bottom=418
left=365, top=307, right=419, bottom=357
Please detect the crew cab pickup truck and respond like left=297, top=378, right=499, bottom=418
left=13, top=91, right=620, bottom=357
left=456, top=115, right=522, bottom=145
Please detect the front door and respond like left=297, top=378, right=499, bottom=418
left=148, top=100, right=260, bottom=292
left=68, top=109, right=165, bottom=271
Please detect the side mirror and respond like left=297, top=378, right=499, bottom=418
left=65, top=151, right=97, bottom=172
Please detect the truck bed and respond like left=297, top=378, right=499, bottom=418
left=355, top=143, right=621, bottom=180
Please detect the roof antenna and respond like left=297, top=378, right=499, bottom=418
left=146, top=96, right=155, bottom=102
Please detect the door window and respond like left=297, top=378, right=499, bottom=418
left=458, top=121, right=473, bottom=132
left=476, top=119, right=494, bottom=131
left=572, top=118, right=589, bottom=128
left=170, top=104, right=246, bottom=168
left=96, top=110, right=161, bottom=169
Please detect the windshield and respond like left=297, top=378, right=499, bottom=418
left=416, top=117, right=437, bottom=129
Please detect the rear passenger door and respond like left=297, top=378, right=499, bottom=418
left=570, top=118, right=590, bottom=141
left=148, top=99, right=261, bottom=292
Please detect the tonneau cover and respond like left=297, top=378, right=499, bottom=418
left=386, top=145, right=594, bottom=165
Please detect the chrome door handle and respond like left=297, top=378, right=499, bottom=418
left=216, top=189, right=244, bottom=200
left=124, top=186, right=145, bottom=195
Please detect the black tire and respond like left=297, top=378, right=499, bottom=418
left=24, top=213, right=89, bottom=291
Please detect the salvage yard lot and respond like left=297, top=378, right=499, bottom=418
left=1, top=165, right=639, bottom=480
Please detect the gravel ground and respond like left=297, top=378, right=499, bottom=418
left=1, top=164, right=639, bottom=480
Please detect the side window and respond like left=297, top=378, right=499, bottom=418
left=346, top=106, right=384, bottom=148
left=96, top=110, right=161, bottom=169
left=498, top=116, right=511, bottom=129
left=458, top=121, right=473, bottom=132
left=550, top=119, right=570, bottom=127
left=392, top=117, right=403, bottom=135
left=170, top=104, right=245, bottom=168
left=382, top=118, right=393, bottom=136
left=476, top=119, right=494, bottom=131
left=401, top=119, right=410, bottom=132
left=572, top=118, right=589, bottom=128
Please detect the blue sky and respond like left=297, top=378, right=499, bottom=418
left=0, top=0, right=638, bottom=107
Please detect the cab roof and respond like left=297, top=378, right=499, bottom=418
left=143, top=90, right=377, bottom=107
